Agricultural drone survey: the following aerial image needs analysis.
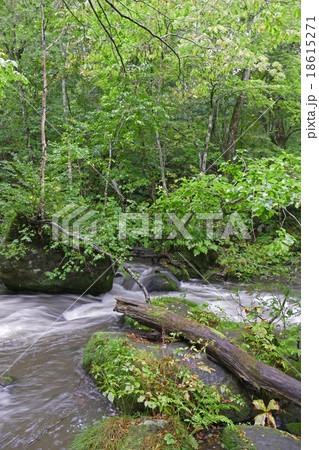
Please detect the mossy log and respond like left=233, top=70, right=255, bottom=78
left=114, top=297, right=301, bottom=406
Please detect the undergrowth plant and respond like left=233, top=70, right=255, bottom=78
left=70, top=415, right=199, bottom=450
left=253, top=399, right=280, bottom=428
left=83, top=335, right=237, bottom=431
left=227, top=285, right=301, bottom=376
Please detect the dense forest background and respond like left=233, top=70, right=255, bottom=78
left=0, top=0, right=301, bottom=281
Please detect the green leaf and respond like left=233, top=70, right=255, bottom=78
left=107, top=392, right=115, bottom=403
left=164, top=433, right=176, bottom=445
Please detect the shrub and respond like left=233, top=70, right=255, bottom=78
left=84, top=335, right=236, bottom=430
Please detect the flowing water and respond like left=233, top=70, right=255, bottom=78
left=0, top=263, right=300, bottom=449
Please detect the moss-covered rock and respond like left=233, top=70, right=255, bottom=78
left=277, top=402, right=301, bottom=428
left=0, top=375, right=15, bottom=387
left=0, top=213, right=114, bottom=295
left=222, top=425, right=301, bottom=450
left=84, top=332, right=253, bottom=424
left=141, top=272, right=180, bottom=292
left=71, top=416, right=198, bottom=450
left=159, top=261, right=190, bottom=281
left=286, top=422, right=301, bottom=437
left=222, top=425, right=256, bottom=449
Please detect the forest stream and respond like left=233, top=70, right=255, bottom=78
left=0, top=263, right=300, bottom=449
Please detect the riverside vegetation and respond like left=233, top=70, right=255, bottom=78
left=72, top=294, right=300, bottom=448
left=0, top=0, right=301, bottom=448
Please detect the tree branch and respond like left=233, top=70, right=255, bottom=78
left=88, top=0, right=126, bottom=72
left=101, top=0, right=181, bottom=76
left=30, top=219, right=150, bottom=302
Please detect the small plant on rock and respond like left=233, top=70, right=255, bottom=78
left=253, top=399, right=279, bottom=428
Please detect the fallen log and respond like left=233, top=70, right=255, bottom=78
left=114, top=297, right=301, bottom=406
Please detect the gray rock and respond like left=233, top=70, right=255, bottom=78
left=130, top=339, right=253, bottom=423
left=141, top=271, right=180, bottom=292
left=138, top=419, right=168, bottom=430
left=222, top=425, right=301, bottom=450
left=0, top=214, right=114, bottom=295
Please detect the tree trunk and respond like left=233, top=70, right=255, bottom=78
left=155, top=49, right=168, bottom=195
left=114, top=297, right=301, bottom=406
left=155, top=130, right=168, bottom=195
left=103, top=142, right=112, bottom=214
left=224, top=69, right=251, bottom=162
left=60, top=34, right=73, bottom=190
left=272, top=118, right=288, bottom=149
left=201, top=87, right=215, bottom=174
left=17, top=81, right=31, bottom=150
left=38, top=0, right=48, bottom=219
left=187, top=116, right=202, bottom=170
left=61, top=74, right=73, bottom=190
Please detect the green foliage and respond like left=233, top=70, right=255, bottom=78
left=0, top=51, right=26, bottom=98
left=152, top=153, right=300, bottom=280
left=70, top=415, right=198, bottom=450
left=222, top=425, right=256, bottom=450
left=0, top=0, right=300, bottom=287
left=216, top=239, right=300, bottom=280
left=224, top=284, right=301, bottom=375
left=286, top=422, right=301, bottom=437
left=84, top=335, right=236, bottom=431
left=240, top=322, right=300, bottom=376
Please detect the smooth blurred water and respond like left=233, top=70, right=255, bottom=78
left=0, top=263, right=300, bottom=449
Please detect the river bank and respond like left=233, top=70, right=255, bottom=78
left=0, top=263, right=300, bottom=449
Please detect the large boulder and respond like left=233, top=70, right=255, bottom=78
left=0, top=214, right=114, bottom=295
left=140, top=340, right=253, bottom=423
left=140, top=271, right=180, bottom=292
left=87, top=332, right=253, bottom=423
left=222, top=425, right=301, bottom=449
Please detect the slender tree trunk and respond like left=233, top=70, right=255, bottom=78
left=155, top=130, right=168, bottom=195
left=103, top=114, right=126, bottom=212
left=201, top=87, right=215, bottom=174
left=103, top=142, right=112, bottom=213
left=61, top=73, right=73, bottom=190
left=38, top=0, right=48, bottom=219
left=140, top=138, right=157, bottom=202
left=187, top=117, right=202, bottom=170
left=272, top=118, right=287, bottom=149
left=224, top=69, right=251, bottom=162
left=17, top=81, right=31, bottom=150
left=155, top=48, right=168, bottom=196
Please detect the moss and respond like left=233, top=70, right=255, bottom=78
left=0, top=375, right=15, bottom=387
left=222, top=425, right=256, bottom=450
left=159, top=263, right=190, bottom=282
left=286, top=422, right=301, bottom=437
left=151, top=296, right=197, bottom=309
left=71, top=416, right=198, bottom=450
left=0, top=213, right=114, bottom=295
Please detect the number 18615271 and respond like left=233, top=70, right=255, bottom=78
left=306, top=17, right=316, bottom=78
